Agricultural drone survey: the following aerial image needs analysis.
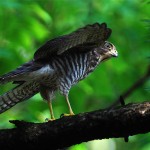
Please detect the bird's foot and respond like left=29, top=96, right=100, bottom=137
left=48, top=118, right=55, bottom=122
left=60, top=112, right=75, bottom=118
left=45, top=118, right=55, bottom=122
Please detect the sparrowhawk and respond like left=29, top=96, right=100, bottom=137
left=0, top=23, right=118, bottom=120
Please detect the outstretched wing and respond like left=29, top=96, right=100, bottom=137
left=34, top=23, right=112, bottom=60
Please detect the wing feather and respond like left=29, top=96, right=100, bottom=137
left=0, top=61, right=42, bottom=84
left=34, top=23, right=112, bottom=60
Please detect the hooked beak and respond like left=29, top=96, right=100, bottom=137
left=111, top=50, right=118, bottom=57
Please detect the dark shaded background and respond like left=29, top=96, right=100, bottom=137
left=0, top=0, right=149, bottom=150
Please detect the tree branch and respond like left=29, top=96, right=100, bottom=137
left=1, top=101, right=150, bottom=150
left=110, top=65, right=150, bottom=107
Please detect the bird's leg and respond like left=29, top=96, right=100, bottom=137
left=48, top=100, right=55, bottom=121
left=63, top=95, right=75, bottom=116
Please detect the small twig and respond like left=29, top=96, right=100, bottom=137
left=118, top=96, right=129, bottom=142
left=119, top=96, right=129, bottom=142
left=119, top=96, right=125, bottom=106
left=124, top=137, right=129, bottom=142
left=110, top=65, right=150, bottom=108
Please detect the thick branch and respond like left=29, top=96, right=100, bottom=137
left=0, top=102, right=150, bottom=149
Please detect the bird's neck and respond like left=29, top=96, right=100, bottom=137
left=100, top=55, right=111, bottom=62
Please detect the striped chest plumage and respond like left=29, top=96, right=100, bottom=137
left=49, top=49, right=101, bottom=95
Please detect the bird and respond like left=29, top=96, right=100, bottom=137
left=0, top=23, right=118, bottom=120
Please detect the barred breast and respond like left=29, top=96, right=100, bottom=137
left=50, top=49, right=101, bottom=96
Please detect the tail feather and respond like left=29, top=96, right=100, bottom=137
left=0, top=67, right=28, bottom=85
left=0, top=60, right=41, bottom=85
left=0, top=81, right=40, bottom=114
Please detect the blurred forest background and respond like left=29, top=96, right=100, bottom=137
left=0, top=0, right=150, bottom=150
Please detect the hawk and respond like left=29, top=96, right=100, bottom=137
left=0, top=23, right=118, bottom=120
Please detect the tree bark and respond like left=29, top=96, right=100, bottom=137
left=0, top=101, right=150, bottom=150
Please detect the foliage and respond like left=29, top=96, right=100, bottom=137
left=0, top=0, right=149, bottom=150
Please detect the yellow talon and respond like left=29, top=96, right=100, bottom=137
left=48, top=118, right=55, bottom=121
left=45, top=118, right=55, bottom=122
left=63, top=113, right=75, bottom=116
left=61, top=112, right=75, bottom=118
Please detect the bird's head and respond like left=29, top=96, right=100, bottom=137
left=98, top=41, right=118, bottom=61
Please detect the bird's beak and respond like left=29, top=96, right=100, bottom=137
left=111, top=50, right=118, bottom=57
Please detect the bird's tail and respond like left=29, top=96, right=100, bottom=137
left=0, top=81, right=40, bottom=114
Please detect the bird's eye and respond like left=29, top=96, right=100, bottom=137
left=104, top=43, right=111, bottom=50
